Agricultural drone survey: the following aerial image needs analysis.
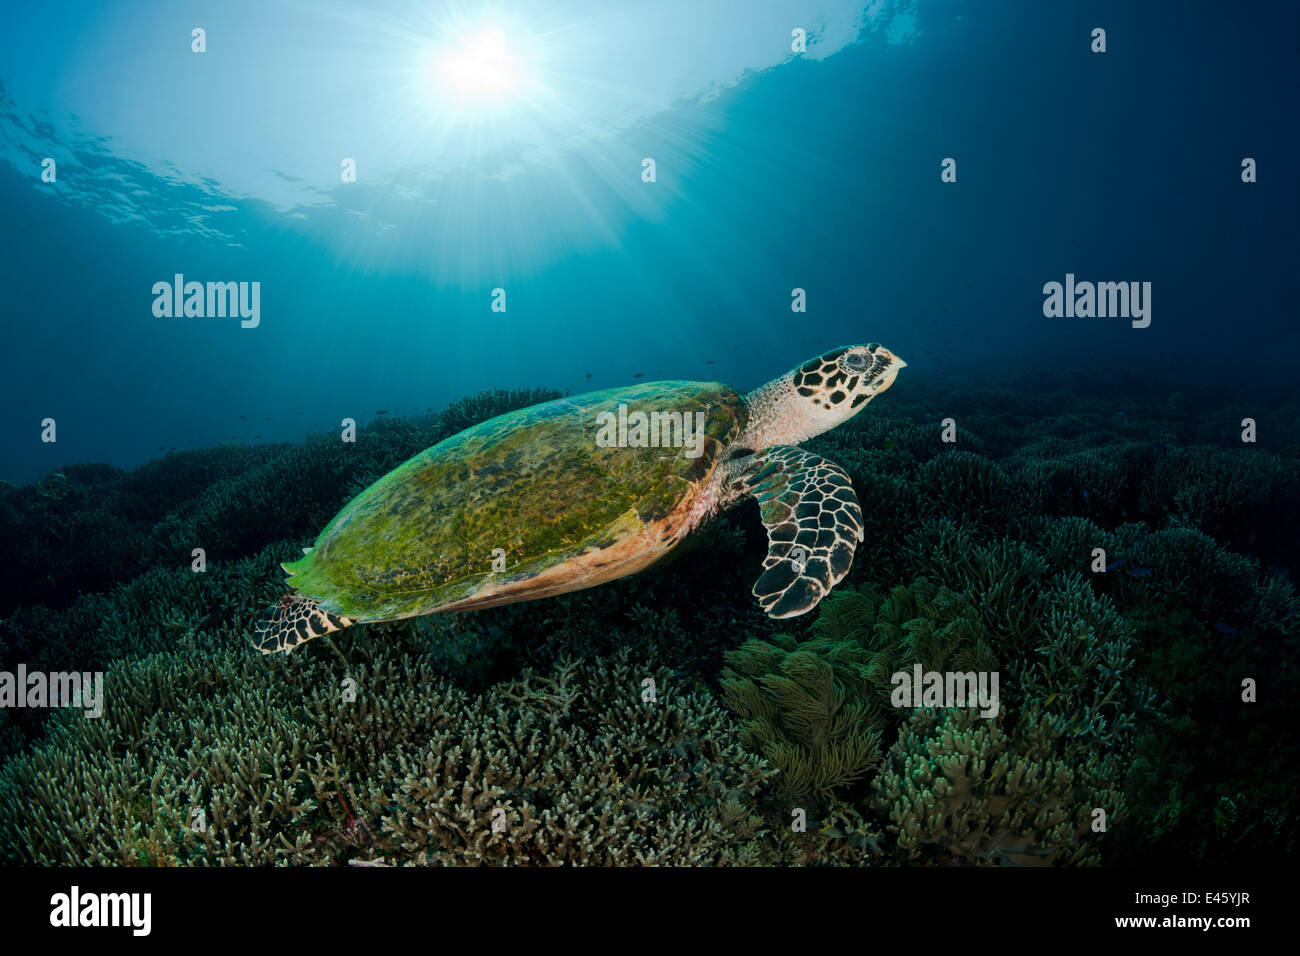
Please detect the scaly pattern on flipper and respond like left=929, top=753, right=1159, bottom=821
left=253, top=591, right=353, bottom=654
left=740, top=445, right=864, bottom=618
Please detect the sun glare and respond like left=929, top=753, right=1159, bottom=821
left=436, top=27, right=523, bottom=103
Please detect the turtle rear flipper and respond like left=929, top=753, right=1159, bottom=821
left=253, top=592, right=354, bottom=654
left=736, top=445, right=864, bottom=618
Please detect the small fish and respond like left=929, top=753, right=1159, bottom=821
left=941, top=307, right=949, bottom=313
left=1127, top=567, right=1154, bottom=578
left=965, top=283, right=972, bottom=288
left=1121, top=508, right=1128, bottom=518
left=376, top=409, right=389, bottom=415
left=1153, top=443, right=1163, bottom=455
left=239, top=415, right=248, bottom=420
left=297, top=411, right=303, bottom=415
left=1082, top=489, right=1090, bottom=503
left=1047, top=478, right=1057, bottom=496
left=705, top=360, right=716, bottom=365
left=1213, top=621, right=1238, bottom=636
left=633, top=372, right=645, bottom=379
left=584, top=372, right=592, bottom=379
left=1109, top=556, right=1127, bottom=570
left=264, top=417, right=271, bottom=421
left=818, top=824, right=847, bottom=838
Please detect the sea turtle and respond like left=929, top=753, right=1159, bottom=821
left=253, top=344, right=906, bottom=653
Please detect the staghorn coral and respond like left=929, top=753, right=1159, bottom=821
left=915, top=451, right=1013, bottom=530
left=0, top=637, right=779, bottom=866
left=811, top=412, right=985, bottom=469
left=1016, top=572, right=1148, bottom=753
left=1028, top=515, right=1120, bottom=576
left=900, top=521, right=1049, bottom=646
left=850, top=579, right=997, bottom=679
left=809, top=578, right=999, bottom=701
left=1250, top=573, right=1299, bottom=638
left=3, top=372, right=1296, bottom=868
left=375, top=649, right=776, bottom=865
left=0, top=465, right=149, bottom=614
left=1003, top=441, right=1153, bottom=526
left=871, top=705, right=1125, bottom=866
left=1137, top=446, right=1300, bottom=570
left=0, top=648, right=324, bottom=865
left=1108, top=525, right=1257, bottom=624
left=1114, top=557, right=1300, bottom=864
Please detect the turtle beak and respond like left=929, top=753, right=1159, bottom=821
left=871, top=348, right=906, bottom=393
left=877, top=347, right=906, bottom=370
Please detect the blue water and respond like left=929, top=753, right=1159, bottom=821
left=2, top=0, right=1296, bottom=486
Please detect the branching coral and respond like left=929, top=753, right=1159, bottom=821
left=915, top=451, right=1013, bottom=529
left=0, top=639, right=777, bottom=866
left=900, top=521, right=1050, bottom=646
left=378, top=648, right=776, bottom=865
left=0, top=649, right=323, bottom=865
left=871, top=706, right=1125, bottom=866
left=1018, top=573, right=1148, bottom=753
left=812, top=578, right=998, bottom=685
left=1109, top=526, right=1257, bottom=624
left=1004, top=441, right=1152, bottom=526
left=1029, top=515, right=1120, bottom=576
left=1137, top=446, right=1300, bottom=568
left=2, top=375, right=1295, bottom=869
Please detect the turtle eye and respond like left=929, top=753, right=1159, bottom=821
left=844, top=351, right=869, bottom=371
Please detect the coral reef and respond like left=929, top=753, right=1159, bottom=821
left=835, top=579, right=998, bottom=680
left=1, top=374, right=1295, bottom=866
left=0, top=638, right=778, bottom=866
left=871, top=706, right=1124, bottom=866
left=915, top=451, right=1013, bottom=530
left=720, top=635, right=883, bottom=799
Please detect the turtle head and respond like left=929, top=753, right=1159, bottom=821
left=789, top=343, right=906, bottom=429
left=742, top=344, right=906, bottom=448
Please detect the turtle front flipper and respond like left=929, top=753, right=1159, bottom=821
left=736, top=445, right=864, bottom=618
left=253, top=591, right=354, bottom=654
